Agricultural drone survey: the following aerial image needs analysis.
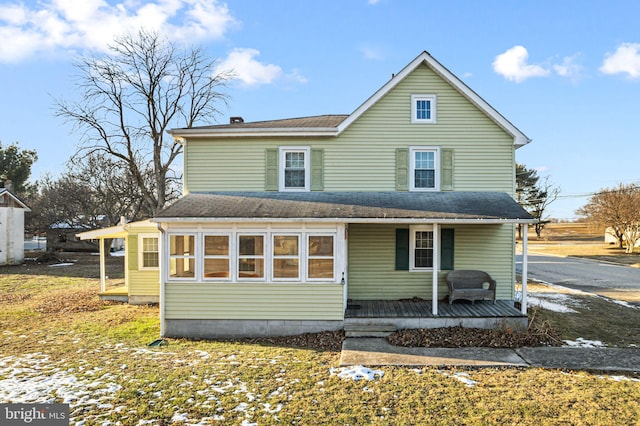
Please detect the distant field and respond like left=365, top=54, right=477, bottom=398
left=527, top=222, right=604, bottom=242
left=524, top=223, right=640, bottom=266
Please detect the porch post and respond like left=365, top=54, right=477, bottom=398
left=99, top=238, right=107, bottom=293
left=432, top=223, right=439, bottom=316
left=521, top=223, right=528, bottom=315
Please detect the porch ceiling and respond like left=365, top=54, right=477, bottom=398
left=154, top=191, right=534, bottom=223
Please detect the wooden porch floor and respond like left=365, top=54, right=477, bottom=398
left=345, top=299, right=524, bottom=319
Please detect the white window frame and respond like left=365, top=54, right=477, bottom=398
left=168, top=233, right=197, bottom=281
left=202, top=233, right=232, bottom=281
left=411, top=94, right=437, bottom=124
left=138, top=234, right=159, bottom=270
left=271, top=233, right=301, bottom=282
left=306, top=234, right=336, bottom=282
left=409, top=225, right=434, bottom=271
left=163, top=226, right=342, bottom=284
left=279, top=146, right=310, bottom=192
left=410, top=146, right=440, bottom=191
left=237, top=233, right=267, bottom=282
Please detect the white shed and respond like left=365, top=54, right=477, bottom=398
left=0, top=188, right=31, bottom=265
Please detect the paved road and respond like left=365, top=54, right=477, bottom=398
left=516, top=254, right=640, bottom=297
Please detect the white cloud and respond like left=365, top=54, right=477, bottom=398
left=285, top=68, right=309, bottom=84
left=600, top=42, right=640, bottom=79
left=492, top=45, right=550, bottom=83
left=217, top=48, right=284, bottom=87
left=0, top=0, right=236, bottom=63
left=553, top=53, right=586, bottom=81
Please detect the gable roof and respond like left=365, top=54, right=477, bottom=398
left=169, top=51, right=530, bottom=147
left=0, top=188, right=30, bottom=211
left=153, top=191, right=534, bottom=224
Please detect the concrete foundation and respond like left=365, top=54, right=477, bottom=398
left=164, top=319, right=344, bottom=339
left=344, top=316, right=528, bottom=331
left=129, top=295, right=159, bottom=305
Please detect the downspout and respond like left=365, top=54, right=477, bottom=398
left=521, top=223, right=528, bottom=315
left=157, top=222, right=167, bottom=337
left=432, top=223, right=440, bottom=315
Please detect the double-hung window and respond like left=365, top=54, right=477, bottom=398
left=411, top=94, right=436, bottom=123
left=410, top=226, right=434, bottom=270
left=238, top=234, right=265, bottom=279
left=410, top=147, right=439, bottom=191
left=280, top=147, right=310, bottom=191
left=169, top=234, right=195, bottom=278
left=139, top=235, right=159, bottom=270
left=272, top=235, right=300, bottom=280
left=203, top=235, right=230, bottom=279
left=308, top=235, right=334, bottom=280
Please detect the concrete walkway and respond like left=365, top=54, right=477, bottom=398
left=340, top=338, right=640, bottom=372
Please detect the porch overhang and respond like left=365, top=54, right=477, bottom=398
left=152, top=191, right=535, bottom=224
left=152, top=192, right=533, bottom=318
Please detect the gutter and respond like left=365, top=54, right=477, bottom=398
left=150, top=217, right=537, bottom=225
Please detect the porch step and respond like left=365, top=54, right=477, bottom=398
left=344, top=322, right=397, bottom=338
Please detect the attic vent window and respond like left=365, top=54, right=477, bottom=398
left=411, top=94, right=436, bottom=124
left=230, top=116, right=244, bottom=124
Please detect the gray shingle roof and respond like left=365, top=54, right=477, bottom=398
left=173, top=115, right=349, bottom=131
left=155, top=192, right=533, bottom=222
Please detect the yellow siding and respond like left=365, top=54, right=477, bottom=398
left=184, top=64, right=516, bottom=195
left=127, top=224, right=160, bottom=297
left=454, top=224, right=516, bottom=300
left=164, top=283, right=344, bottom=320
left=348, top=223, right=515, bottom=300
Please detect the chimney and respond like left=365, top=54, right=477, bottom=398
left=230, top=116, right=244, bottom=124
left=4, top=180, right=13, bottom=193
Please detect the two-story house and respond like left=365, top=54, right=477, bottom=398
left=145, top=51, right=535, bottom=339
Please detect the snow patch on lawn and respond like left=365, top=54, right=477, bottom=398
left=563, top=338, right=606, bottom=348
left=437, top=370, right=477, bottom=387
left=526, top=293, right=579, bottom=313
left=0, top=353, right=121, bottom=420
left=330, top=365, right=384, bottom=381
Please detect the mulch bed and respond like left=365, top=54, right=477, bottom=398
left=236, top=312, right=563, bottom=352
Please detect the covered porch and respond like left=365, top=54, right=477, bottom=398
left=344, top=299, right=527, bottom=334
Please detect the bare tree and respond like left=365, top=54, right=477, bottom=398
left=577, top=183, right=640, bottom=253
left=55, top=29, right=232, bottom=215
left=529, top=175, right=561, bottom=238
left=516, top=164, right=560, bottom=238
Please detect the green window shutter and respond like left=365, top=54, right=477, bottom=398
left=396, top=148, right=409, bottom=191
left=395, top=228, right=409, bottom=270
left=440, top=228, right=454, bottom=270
left=129, top=235, right=138, bottom=270
left=441, top=148, right=454, bottom=191
left=310, top=148, right=324, bottom=191
left=265, top=148, right=278, bottom=191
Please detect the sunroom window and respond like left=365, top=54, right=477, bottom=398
left=238, top=235, right=265, bottom=279
left=308, top=235, right=334, bottom=280
left=272, top=235, right=300, bottom=279
left=169, top=234, right=195, bottom=278
left=203, top=235, right=230, bottom=279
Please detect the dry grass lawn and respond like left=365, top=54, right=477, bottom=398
left=1, top=250, right=639, bottom=424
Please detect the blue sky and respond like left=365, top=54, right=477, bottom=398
left=1, top=0, right=640, bottom=220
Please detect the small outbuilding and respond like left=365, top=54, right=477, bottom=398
left=0, top=185, right=31, bottom=265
